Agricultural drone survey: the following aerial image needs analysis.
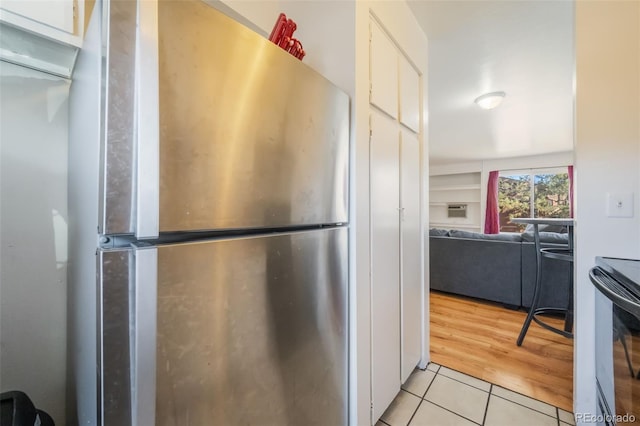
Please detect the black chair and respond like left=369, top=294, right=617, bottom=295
left=517, top=224, right=574, bottom=346
left=0, top=391, right=54, bottom=426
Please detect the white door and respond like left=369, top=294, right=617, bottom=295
left=400, top=129, right=422, bottom=383
left=370, top=109, right=401, bottom=421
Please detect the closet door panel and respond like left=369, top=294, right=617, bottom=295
left=370, top=110, right=401, bottom=420
left=400, top=130, right=422, bottom=383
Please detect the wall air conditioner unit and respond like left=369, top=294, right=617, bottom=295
left=447, top=204, right=467, bottom=218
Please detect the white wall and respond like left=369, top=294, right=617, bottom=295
left=574, top=1, right=640, bottom=419
left=209, top=0, right=280, bottom=37
left=216, top=0, right=356, bottom=95
left=0, top=62, right=69, bottom=425
left=430, top=151, right=573, bottom=232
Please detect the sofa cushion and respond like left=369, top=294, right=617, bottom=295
left=524, top=223, right=568, bottom=233
left=449, top=229, right=523, bottom=242
left=429, top=228, right=450, bottom=237
left=521, top=231, right=569, bottom=244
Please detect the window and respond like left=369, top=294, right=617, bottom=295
left=498, top=168, right=570, bottom=232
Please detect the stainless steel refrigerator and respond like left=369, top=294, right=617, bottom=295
left=68, top=1, right=349, bottom=425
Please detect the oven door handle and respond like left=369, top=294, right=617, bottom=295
left=590, top=267, right=640, bottom=319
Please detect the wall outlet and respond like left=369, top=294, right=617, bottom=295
left=606, top=192, right=634, bottom=218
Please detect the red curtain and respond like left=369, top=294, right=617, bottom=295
left=568, top=165, right=574, bottom=218
left=484, top=171, right=500, bottom=234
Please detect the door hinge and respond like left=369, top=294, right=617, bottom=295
left=369, top=114, right=372, bottom=137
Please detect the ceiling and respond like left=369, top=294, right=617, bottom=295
left=407, top=1, right=575, bottom=165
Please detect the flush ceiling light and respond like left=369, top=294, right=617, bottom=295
left=474, top=91, right=506, bottom=110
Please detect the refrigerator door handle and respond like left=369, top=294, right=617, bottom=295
left=135, top=0, right=160, bottom=239
left=131, top=245, right=158, bottom=425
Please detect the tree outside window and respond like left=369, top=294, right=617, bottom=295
left=498, top=169, right=569, bottom=232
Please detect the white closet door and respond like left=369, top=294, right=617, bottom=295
left=370, top=110, right=401, bottom=421
left=399, top=57, right=420, bottom=133
left=370, top=20, right=398, bottom=119
left=400, top=130, right=422, bottom=383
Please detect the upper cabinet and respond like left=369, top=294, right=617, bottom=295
left=0, top=0, right=86, bottom=78
left=399, top=57, right=420, bottom=133
left=369, top=20, right=398, bottom=119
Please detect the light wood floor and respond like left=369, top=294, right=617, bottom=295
left=430, top=291, right=574, bottom=412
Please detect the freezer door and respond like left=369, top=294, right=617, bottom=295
left=100, top=0, right=138, bottom=235
left=156, top=0, right=349, bottom=231
left=156, top=228, right=347, bottom=426
left=100, top=0, right=348, bottom=236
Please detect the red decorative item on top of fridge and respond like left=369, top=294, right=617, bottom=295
left=268, top=13, right=305, bottom=60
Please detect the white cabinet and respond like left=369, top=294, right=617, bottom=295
left=370, top=20, right=398, bottom=119
left=400, top=130, right=421, bottom=383
left=1, top=1, right=78, bottom=38
left=0, top=0, right=85, bottom=78
left=399, top=57, right=420, bottom=133
left=369, top=17, right=424, bottom=421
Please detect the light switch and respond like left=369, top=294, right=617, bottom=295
left=606, top=192, right=634, bottom=218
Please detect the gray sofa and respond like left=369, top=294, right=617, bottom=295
left=429, top=228, right=571, bottom=310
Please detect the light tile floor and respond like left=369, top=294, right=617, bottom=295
left=377, top=363, right=576, bottom=426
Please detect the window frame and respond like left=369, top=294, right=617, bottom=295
left=498, top=167, right=570, bottom=229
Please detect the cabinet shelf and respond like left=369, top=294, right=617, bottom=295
left=431, top=184, right=481, bottom=191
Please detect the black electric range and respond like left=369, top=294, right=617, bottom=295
left=590, top=257, right=640, bottom=425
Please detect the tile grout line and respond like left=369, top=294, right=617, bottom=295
left=419, top=371, right=484, bottom=426
left=413, top=364, right=569, bottom=425
left=405, top=368, right=439, bottom=425
left=406, top=395, right=423, bottom=425
left=402, top=366, right=438, bottom=399
left=420, top=399, right=484, bottom=426
left=481, top=384, right=492, bottom=425
left=491, top=393, right=559, bottom=420
left=491, top=381, right=569, bottom=415
left=439, top=362, right=569, bottom=418
left=437, top=366, right=492, bottom=393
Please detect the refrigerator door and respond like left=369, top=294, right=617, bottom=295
left=156, top=0, right=349, bottom=232
left=99, top=228, right=348, bottom=426
left=99, top=246, right=157, bottom=426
